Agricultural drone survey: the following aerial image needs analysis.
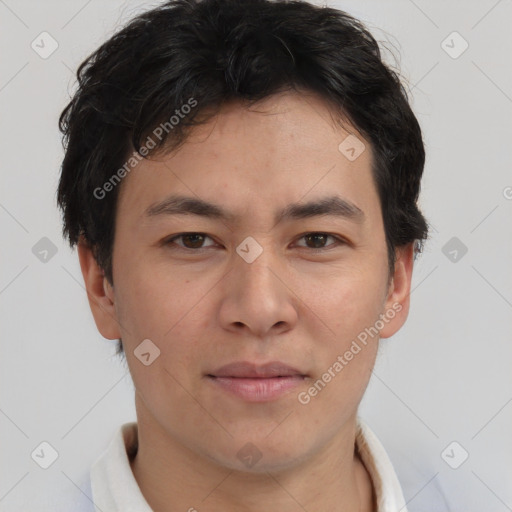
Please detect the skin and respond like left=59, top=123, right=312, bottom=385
left=78, top=90, right=414, bottom=512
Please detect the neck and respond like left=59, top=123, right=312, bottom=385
left=130, top=394, right=376, bottom=512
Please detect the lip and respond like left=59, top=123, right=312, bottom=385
left=206, top=361, right=307, bottom=402
left=208, top=361, right=306, bottom=378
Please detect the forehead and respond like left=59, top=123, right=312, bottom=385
left=115, top=91, right=380, bottom=229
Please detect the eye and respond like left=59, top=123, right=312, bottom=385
left=165, top=233, right=217, bottom=250
left=295, top=232, right=345, bottom=250
left=163, top=232, right=345, bottom=252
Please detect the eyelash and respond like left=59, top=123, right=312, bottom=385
left=163, top=232, right=347, bottom=252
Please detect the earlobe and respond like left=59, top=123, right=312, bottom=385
left=77, top=238, right=121, bottom=340
left=379, top=243, right=415, bottom=339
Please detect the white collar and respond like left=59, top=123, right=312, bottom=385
left=90, top=417, right=408, bottom=511
left=355, top=419, right=408, bottom=511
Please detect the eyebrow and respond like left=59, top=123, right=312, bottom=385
left=144, top=194, right=364, bottom=225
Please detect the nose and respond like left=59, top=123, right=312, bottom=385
left=218, top=241, right=299, bottom=339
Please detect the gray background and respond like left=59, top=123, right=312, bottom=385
left=1, top=0, right=511, bottom=510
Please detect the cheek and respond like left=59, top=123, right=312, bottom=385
left=300, top=277, right=382, bottom=413
left=297, top=265, right=385, bottom=398
left=114, top=268, right=216, bottom=377
left=308, top=267, right=387, bottom=343
left=115, top=265, right=189, bottom=338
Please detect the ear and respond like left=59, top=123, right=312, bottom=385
left=379, top=243, right=415, bottom=339
left=77, top=236, right=121, bottom=340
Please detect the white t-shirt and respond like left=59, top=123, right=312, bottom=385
left=68, top=417, right=415, bottom=511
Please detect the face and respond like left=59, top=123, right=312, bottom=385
left=79, top=90, right=414, bottom=473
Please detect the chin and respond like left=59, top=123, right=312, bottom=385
left=204, top=437, right=311, bottom=475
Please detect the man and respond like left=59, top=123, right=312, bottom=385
left=57, top=0, right=429, bottom=510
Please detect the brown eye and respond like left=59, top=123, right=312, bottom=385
left=296, top=233, right=341, bottom=249
left=166, top=233, right=216, bottom=250
left=182, top=234, right=206, bottom=248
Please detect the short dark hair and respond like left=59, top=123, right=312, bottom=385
left=57, top=0, right=428, bottom=354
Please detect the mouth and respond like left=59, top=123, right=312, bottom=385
left=208, top=361, right=307, bottom=378
left=206, top=361, right=307, bottom=402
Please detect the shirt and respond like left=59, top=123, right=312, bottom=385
left=77, top=417, right=409, bottom=512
